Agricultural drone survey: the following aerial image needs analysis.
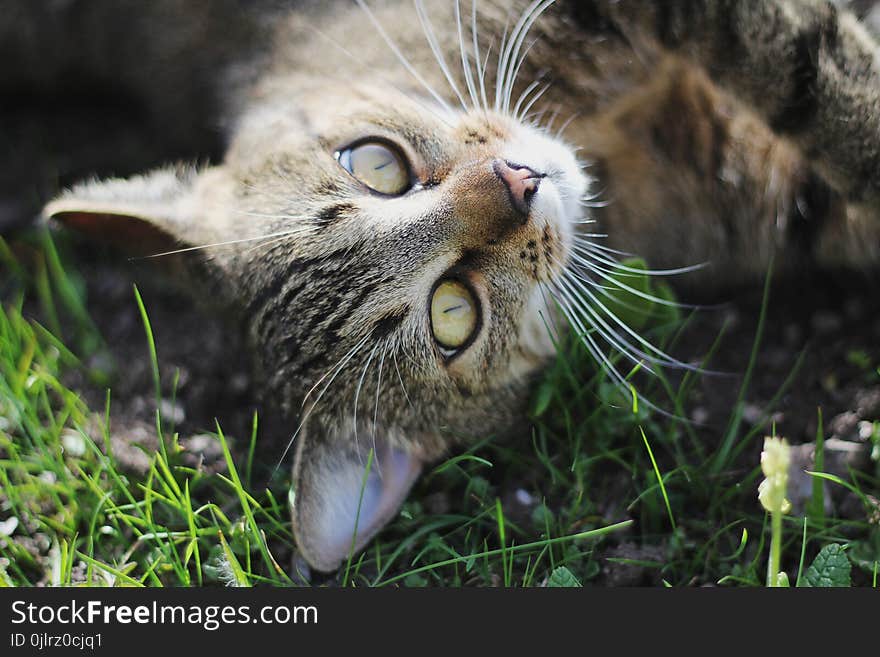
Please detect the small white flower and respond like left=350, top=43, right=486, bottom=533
left=758, top=436, right=791, bottom=515
left=61, top=428, right=87, bottom=458
left=0, top=517, right=19, bottom=537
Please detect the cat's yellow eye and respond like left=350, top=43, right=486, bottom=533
left=337, top=141, right=411, bottom=195
left=430, top=280, right=478, bottom=354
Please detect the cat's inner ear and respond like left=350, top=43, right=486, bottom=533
left=43, top=166, right=212, bottom=256
left=291, top=424, right=423, bottom=573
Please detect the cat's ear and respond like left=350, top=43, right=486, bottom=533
left=290, top=425, right=423, bottom=573
left=43, top=166, right=222, bottom=256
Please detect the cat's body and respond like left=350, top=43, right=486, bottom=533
left=7, top=0, right=880, bottom=572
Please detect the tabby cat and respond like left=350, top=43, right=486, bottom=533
left=35, top=0, right=880, bottom=572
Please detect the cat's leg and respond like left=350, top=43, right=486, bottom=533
left=566, top=0, right=880, bottom=278
left=570, top=0, right=880, bottom=206
left=577, top=59, right=853, bottom=286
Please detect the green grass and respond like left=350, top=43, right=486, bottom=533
left=1, top=232, right=878, bottom=587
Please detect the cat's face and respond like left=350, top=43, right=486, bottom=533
left=46, top=77, right=589, bottom=570
left=226, top=79, right=588, bottom=449
left=44, top=1, right=591, bottom=573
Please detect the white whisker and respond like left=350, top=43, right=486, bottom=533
left=544, top=105, right=562, bottom=133
left=276, top=334, right=371, bottom=469
left=571, top=239, right=634, bottom=258
left=471, top=0, right=490, bottom=112
left=355, top=0, right=457, bottom=117
left=558, top=263, right=701, bottom=370
left=566, top=250, right=696, bottom=307
left=545, top=283, right=632, bottom=389
left=353, top=340, right=381, bottom=461
left=497, top=0, right=555, bottom=114
left=555, top=111, right=580, bottom=139
left=505, top=37, right=540, bottom=114
left=455, top=0, right=480, bottom=110
left=392, top=350, right=416, bottom=411
left=494, top=18, right=510, bottom=112
left=517, top=81, right=551, bottom=123
left=512, top=79, right=542, bottom=121
left=571, top=241, right=708, bottom=276
left=578, top=199, right=613, bottom=208
left=371, top=344, right=387, bottom=477
left=415, top=0, right=469, bottom=111
left=136, top=228, right=310, bottom=259
left=555, top=272, right=659, bottom=373
left=305, top=18, right=455, bottom=127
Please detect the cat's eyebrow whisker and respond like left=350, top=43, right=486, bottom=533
left=505, top=38, right=540, bottom=116
left=301, top=335, right=370, bottom=412
left=516, top=80, right=551, bottom=124
left=512, top=79, right=541, bottom=121
left=303, top=19, right=456, bottom=128
left=239, top=182, right=298, bottom=205
left=355, top=0, right=457, bottom=118
left=497, top=0, right=555, bottom=115
left=555, top=111, right=580, bottom=139
left=415, top=0, right=469, bottom=112
left=135, top=229, right=310, bottom=259
left=471, top=0, right=490, bottom=113
left=231, top=209, right=312, bottom=220
left=241, top=229, right=314, bottom=256
left=454, top=0, right=480, bottom=111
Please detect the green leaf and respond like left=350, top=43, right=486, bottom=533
left=217, top=530, right=251, bottom=587
left=604, top=258, right=654, bottom=331
left=649, top=281, right=681, bottom=327
left=530, top=380, right=554, bottom=417
left=547, top=565, right=582, bottom=587
left=802, top=544, right=851, bottom=587
left=805, top=408, right=825, bottom=528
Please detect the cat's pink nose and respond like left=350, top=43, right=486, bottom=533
left=492, top=159, right=543, bottom=219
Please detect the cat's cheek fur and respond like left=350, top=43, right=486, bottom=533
left=516, top=289, right=562, bottom=369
